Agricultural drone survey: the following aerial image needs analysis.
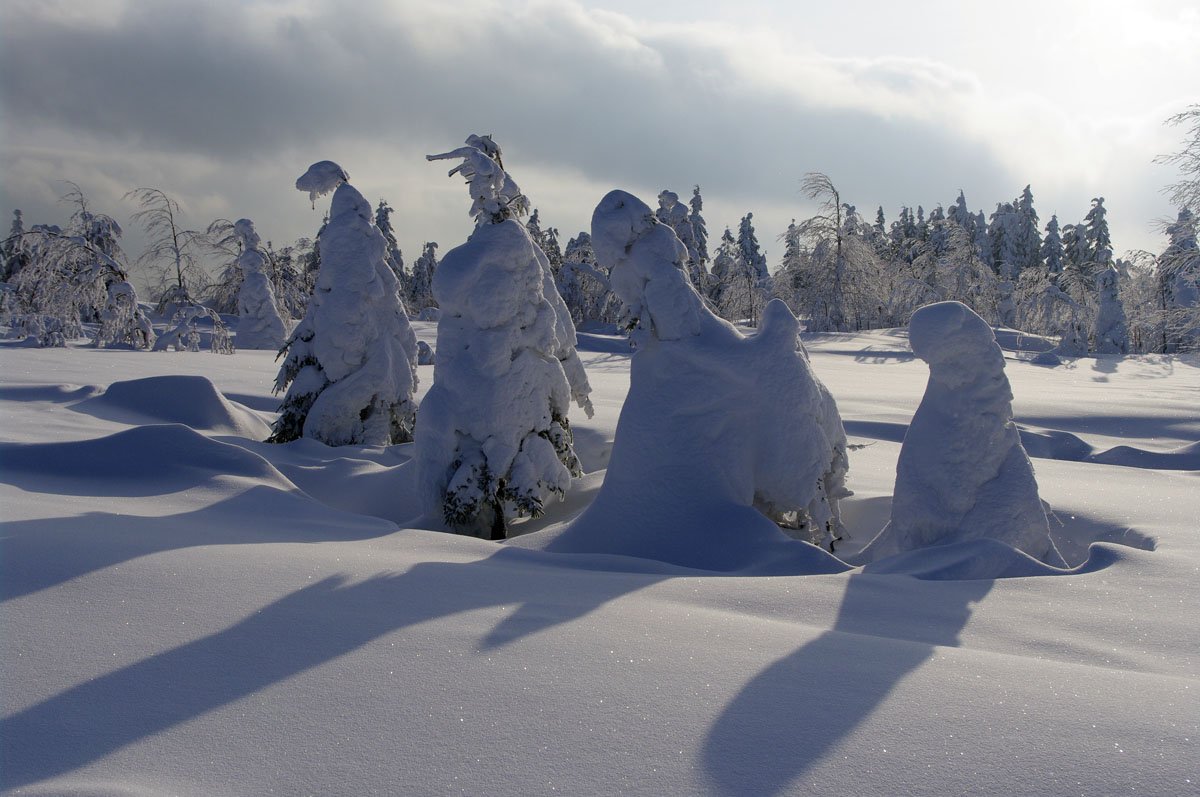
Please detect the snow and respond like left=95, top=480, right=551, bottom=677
left=233, top=218, right=286, bottom=351
left=294, top=160, right=349, bottom=205
left=271, top=174, right=419, bottom=446
left=513, top=190, right=849, bottom=568
left=2, top=320, right=1198, bottom=795
left=859, top=301, right=1064, bottom=567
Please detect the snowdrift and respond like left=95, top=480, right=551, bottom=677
left=1, top=328, right=1197, bottom=796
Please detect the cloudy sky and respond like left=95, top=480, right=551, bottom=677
left=2, top=0, right=1196, bottom=285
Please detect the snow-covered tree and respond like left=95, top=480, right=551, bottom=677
left=95, top=280, right=155, bottom=350
left=125, top=187, right=207, bottom=315
left=1040, top=215, right=1065, bottom=279
left=407, top=242, right=439, bottom=313
left=1092, top=265, right=1129, bottom=353
left=656, top=190, right=701, bottom=281
left=1157, top=208, right=1200, bottom=350
left=2, top=210, right=30, bottom=281
left=539, top=189, right=850, bottom=565
left=375, top=199, right=406, bottom=290
left=4, top=198, right=137, bottom=345
left=1013, top=185, right=1042, bottom=274
left=416, top=136, right=593, bottom=539
left=1084, top=197, right=1113, bottom=269
left=269, top=161, right=419, bottom=446
left=794, top=174, right=880, bottom=332
left=233, top=218, right=287, bottom=350
left=861, top=301, right=1064, bottom=566
left=556, top=231, right=619, bottom=328
left=689, top=186, right=709, bottom=279
left=1156, top=103, right=1200, bottom=213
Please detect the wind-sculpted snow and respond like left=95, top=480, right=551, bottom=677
left=2, top=326, right=1198, bottom=796
left=75, top=374, right=272, bottom=438
left=512, top=191, right=850, bottom=571
left=860, top=302, right=1065, bottom=566
left=0, top=424, right=291, bottom=497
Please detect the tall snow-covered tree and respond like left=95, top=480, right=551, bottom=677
left=234, top=218, right=287, bottom=350
left=1013, top=184, right=1042, bottom=274
left=2, top=209, right=30, bottom=281
left=1084, top=197, right=1113, bottom=268
left=269, top=161, right=419, bottom=446
left=1040, top=215, right=1065, bottom=278
left=1157, top=208, right=1199, bottom=351
left=416, top=135, right=593, bottom=539
left=407, top=242, right=439, bottom=313
left=689, top=185, right=709, bottom=273
left=1091, top=265, right=1129, bottom=354
left=375, top=199, right=406, bottom=290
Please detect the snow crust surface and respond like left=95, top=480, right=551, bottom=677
left=2, top=322, right=1198, bottom=797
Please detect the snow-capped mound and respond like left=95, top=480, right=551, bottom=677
left=77, top=375, right=271, bottom=438
left=860, top=301, right=1064, bottom=566
left=0, top=424, right=291, bottom=496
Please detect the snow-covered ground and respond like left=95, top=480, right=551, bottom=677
left=1, top=322, right=1197, bottom=796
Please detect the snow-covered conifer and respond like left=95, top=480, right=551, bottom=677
left=862, top=301, right=1064, bottom=566
left=1040, top=215, right=1065, bottom=278
left=415, top=137, right=593, bottom=539
left=234, top=219, right=287, bottom=350
left=1084, top=197, right=1113, bottom=268
left=269, top=161, right=419, bottom=446
left=407, top=242, right=439, bottom=313
left=375, top=199, right=406, bottom=290
left=1092, top=265, right=1129, bottom=354
left=689, top=186, right=709, bottom=272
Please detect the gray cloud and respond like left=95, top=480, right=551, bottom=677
left=1, top=0, right=1183, bottom=281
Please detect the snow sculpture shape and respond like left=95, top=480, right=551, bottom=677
left=862, top=301, right=1065, bottom=566
left=415, top=136, right=593, bottom=539
left=234, top=218, right=287, bottom=350
left=268, top=161, right=419, bottom=446
left=540, top=190, right=850, bottom=569
left=1092, top=266, right=1129, bottom=354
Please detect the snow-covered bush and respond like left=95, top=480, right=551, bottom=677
left=153, top=305, right=233, bottom=353
left=94, top=281, right=154, bottom=349
left=269, top=161, right=419, bottom=446
left=861, top=301, right=1065, bottom=566
left=233, top=218, right=287, bottom=350
left=538, top=190, right=850, bottom=567
left=415, top=136, right=593, bottom=539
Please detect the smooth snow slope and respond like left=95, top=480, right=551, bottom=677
left=1, top=325, right=1197, bottom=796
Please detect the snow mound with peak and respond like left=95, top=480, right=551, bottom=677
left=0, top=424, right=291, bottom=496
left=512, top=190, right=849, bottom=572
left=77, top=375, right=271, bottom=438
left=859, top=301, right=1064, bottom=566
